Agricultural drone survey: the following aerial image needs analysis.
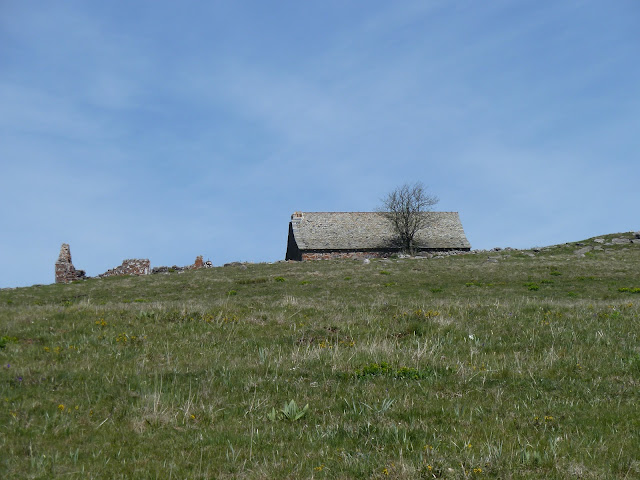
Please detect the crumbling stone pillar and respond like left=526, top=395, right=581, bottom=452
left=55, top=243, right=86, bottom=284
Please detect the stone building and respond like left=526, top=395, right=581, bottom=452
left=285, top=211, right=471, bottom=261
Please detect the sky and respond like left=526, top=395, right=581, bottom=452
left=1, top=0, right=639, bottom=288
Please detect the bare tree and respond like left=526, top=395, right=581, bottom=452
left=379, top=182, right=439, bottom=253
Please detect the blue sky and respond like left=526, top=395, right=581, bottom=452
left=1, top=0, right=639, bottom=288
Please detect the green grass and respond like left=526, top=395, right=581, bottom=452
left=1, top=233, right=639, bottom=478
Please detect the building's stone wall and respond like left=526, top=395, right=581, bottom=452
left=99, top=259, right=150, bottom=278
left=301, top=251, right=394, bottom=261
left=300, top=249, right=468, bottom=261
left=55, top=244, right=86, bottom=283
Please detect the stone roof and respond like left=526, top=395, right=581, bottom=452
left=289, top=212, right=470, bottom=251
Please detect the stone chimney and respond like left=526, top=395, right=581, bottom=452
left=291, top=211, right=303, bottom=224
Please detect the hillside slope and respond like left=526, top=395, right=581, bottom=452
left=1, top=232, right=639, bottom=479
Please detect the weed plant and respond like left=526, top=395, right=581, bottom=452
left=1, top=234, right=639, bottom=478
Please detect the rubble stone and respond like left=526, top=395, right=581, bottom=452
left=611, top=238, right=630, bottom=245
left=99, top=259, right=150, bottom=278
left=575, top=246, right=593, bottom=257
left=151, top=256, right=212, bottom=274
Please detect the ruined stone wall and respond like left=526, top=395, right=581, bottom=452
left=99, top=259, right=150, bottom=278
left=151, top=256, right=212, bottom=274
left=55, top=244, right=86, bottom=283
left=54, top=245, right=212, bottom=283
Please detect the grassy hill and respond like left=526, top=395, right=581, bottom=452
left=1, top=232, right=639, bottom=479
